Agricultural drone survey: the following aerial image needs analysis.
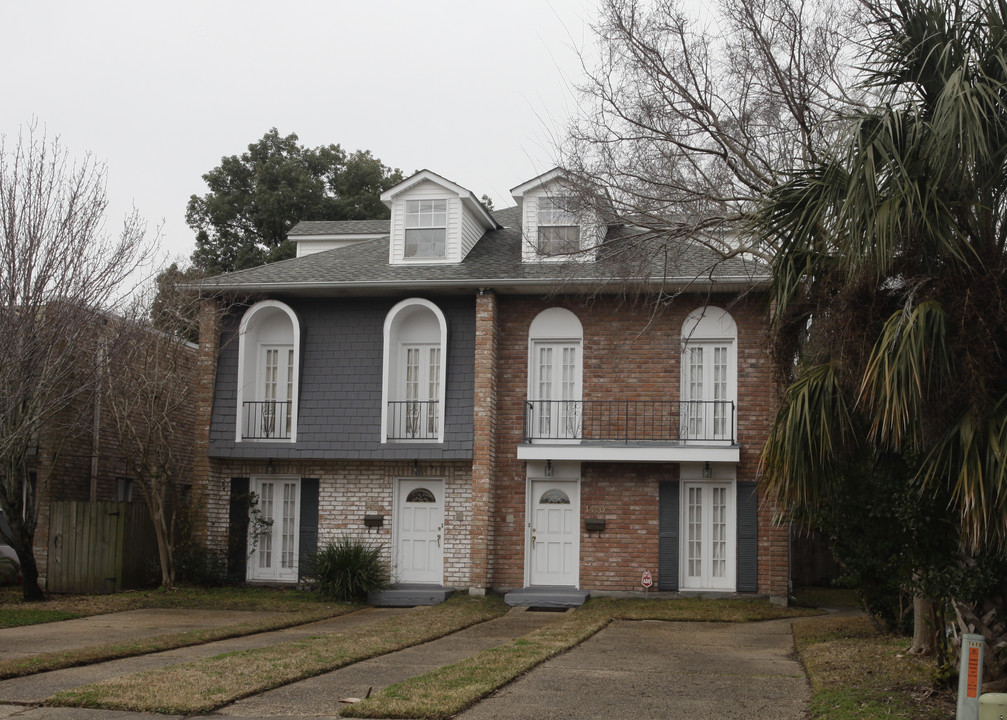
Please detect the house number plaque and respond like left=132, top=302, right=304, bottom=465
left=586, top=505, right=606, bottom=514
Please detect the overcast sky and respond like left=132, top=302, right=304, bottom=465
left=5, top=0, right=599, bottom=264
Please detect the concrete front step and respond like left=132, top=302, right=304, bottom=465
left=369, top=584, right=455, bottom=607
left=504, top=586, right=590, bottom=608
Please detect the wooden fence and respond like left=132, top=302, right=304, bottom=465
left=47, top=501, right=159, bottom=593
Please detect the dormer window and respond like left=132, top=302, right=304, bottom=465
left=537, top=197, right=580, bottom=256
left=405, top=199, right=447, bottom=259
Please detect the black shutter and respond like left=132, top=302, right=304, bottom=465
left=228, top=478, right=250, bottom=582
left=298, top=478, right=319, bottom=581
left=737, top=481, right=758, bottom=592
left=658, top=481, right=680, bottom=591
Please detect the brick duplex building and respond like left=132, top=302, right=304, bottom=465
left=194, top=168, right=789, bottom=603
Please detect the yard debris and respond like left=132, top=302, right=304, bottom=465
left=339, top=686, right=372, bottom=704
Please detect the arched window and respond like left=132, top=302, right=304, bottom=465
left=681, top=307, right=737, bottom=441
left=382, top=298, right=448, bottom=442
left=236, top=300, right=301, bottom=442
left=527, top=308, right=583, bottom=440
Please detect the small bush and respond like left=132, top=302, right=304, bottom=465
left=310, top=537, right=389, bottom=602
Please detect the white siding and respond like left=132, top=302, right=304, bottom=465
left=387, top=180, right=458, bottom=265
left=460, top=208, right=484, bottom=259
left=296, top=238, right=375, bottom=257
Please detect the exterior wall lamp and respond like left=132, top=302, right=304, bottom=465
left=703, top=461, right=712, bottom=478
left=545, top=459, right=554, bottom=477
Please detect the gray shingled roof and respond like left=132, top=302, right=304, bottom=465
left=288, top=219, right=390, bottom=236
left=199, top=205, right=769, bottom=295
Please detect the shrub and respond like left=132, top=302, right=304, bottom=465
left=311, top=537, right=389, bottom=602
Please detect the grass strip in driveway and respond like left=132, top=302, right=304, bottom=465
left=0, top=609, right=81, bottom=628
left=0, top=606, right=352, bottom=680
left=345, top=597, right=818, bottom=720
left=46, top=594, right=508, bottom=715
left=793, top=613, right=951, bottom=720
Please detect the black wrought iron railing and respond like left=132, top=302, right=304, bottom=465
left=242, top=401, right=292, bottom=440
left=387, top=400, right=440, bottom=440
left=523, top=400, right=735, bottom=443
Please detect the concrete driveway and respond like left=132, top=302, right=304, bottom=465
left=457, top=618, right=809, bottom=720
left=0, top=609, right=809, bottom=719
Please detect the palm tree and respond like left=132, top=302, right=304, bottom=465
left=754, top=0, right=1007, bottom=672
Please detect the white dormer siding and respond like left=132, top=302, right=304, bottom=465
left=511, top=169, right=604, bottom=263
left=382, top=170, right=496, bottom=265
left=294, top=235, right=385, bottom=257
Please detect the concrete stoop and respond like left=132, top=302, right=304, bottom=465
left=369, top=584, right=455, bottom=607
left=503, top=586, right=590, bottom=608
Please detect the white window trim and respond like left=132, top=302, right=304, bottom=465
left=247, top=475, right=301, bottom=583
left=527, top=308, right=584, bottom=443
left=680, top=307, right=738, bottom=443
left=678, top=463, right=737, bottom=592
left=404, top=199, right=448, bottom=260
left=235, top=300, right=301, bottom=443
left=536, top=196, right=581, bottom=257
left=381, top=298, right=448, bottom=443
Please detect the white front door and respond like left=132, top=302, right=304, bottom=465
left=394, top=479, right=444, bottom=584
left=529, top=480, right=579, bottom=586
left=681, top=482, right=734, bottom=590
left=247, top=476, right=300, bottom=583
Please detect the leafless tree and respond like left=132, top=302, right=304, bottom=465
left=102, top=278, right=202, bottom=590
left=560, top=0, right=865, bottom=266
left=0, top=123, right=151, bottom=600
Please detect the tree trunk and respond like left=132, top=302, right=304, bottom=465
left=908, top=594, right=935, bottom=655
left=6, top=514, right=45, bottom=601
left=147, top=490, right=175, bottom=590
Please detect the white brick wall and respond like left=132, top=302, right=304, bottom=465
left=204, top=458, right=473, bottom=588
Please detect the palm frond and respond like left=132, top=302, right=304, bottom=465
left=859, top=299, right=952, bottom=449
left=761, top=362, right=856, bottom=513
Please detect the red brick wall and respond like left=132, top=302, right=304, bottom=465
left=580, top=462, right=676, bottom=591
left=469, top=291, right=498, bottom=591
left=489, top=294, right=787, bottom=596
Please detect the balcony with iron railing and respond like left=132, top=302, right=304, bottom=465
left=523, top=399, right=736, bottom=445
left=386, top=400, right=440, bottom=441
left=241, top=401, right=293, bottom=440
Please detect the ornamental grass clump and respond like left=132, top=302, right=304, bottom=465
left=312, top=537, right=389, bottom=602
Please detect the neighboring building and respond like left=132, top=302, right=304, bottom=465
left=1, top=325, right=197, bottom=589
left=193, top=168, right=789, bottom=603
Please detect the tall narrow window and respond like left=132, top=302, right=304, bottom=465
left=237, top=300, right=300, bottom=442
left=681, top=307, right=737, bottom=442
left=537, top=197, right=580, bottom=256
left=402, top=345, right=441, bottom=438
left=405, top=199, right=447, bottom=258
left=382, top=299, right=448, bottom=442
left=527, top=308, right=583, bottom=441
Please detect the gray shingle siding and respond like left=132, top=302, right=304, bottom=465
left=209, top=297, right=475, bottom=460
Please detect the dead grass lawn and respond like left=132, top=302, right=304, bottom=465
left=793, top=614, right=954, bottom=720
left=46, top=594, right=509, bottom=715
